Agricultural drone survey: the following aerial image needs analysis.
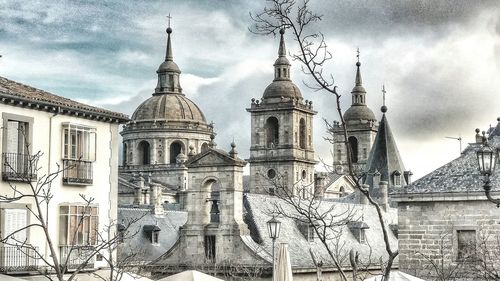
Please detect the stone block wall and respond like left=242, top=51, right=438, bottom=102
left=398, top=199, right=500, bottom=279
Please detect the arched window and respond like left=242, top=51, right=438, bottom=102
left=201, top=142, right=209, bottom=152
left=348, top=136, right=359, bottom=163
left=265, top=117, right=279, bottom=148
left=138, top=141, right=150, bottom=165
left=122, top=143, right=127, bottom=165
left=339, top=186, right=345, bottom=197
left=337, top=149, right=342, bottom=162
left=299, top=118, right=306, bottom=149
left=302, top=170, right=307, bottom=180
left=170, top=141, right=183, bottom=164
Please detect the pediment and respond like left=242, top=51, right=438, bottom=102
left=186, top=149, right=246, bottom=167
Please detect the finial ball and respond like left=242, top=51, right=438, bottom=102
left=476, top=128, right=480, bottom=133
left=166, top=27, right=172, bottom=34
left=356, top=61, right=361, bottom=67
left=279, top=28, right=285, bottom=35
left=231, top=142, right=236, bottom=148
left=381, top=105, right=387, bottom=113
left=497, top=117, right=500, bottom=122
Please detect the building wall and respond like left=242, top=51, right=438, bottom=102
left=0, top=103, right=120, bottom=269
left=398, top=198, right=500, bottom=279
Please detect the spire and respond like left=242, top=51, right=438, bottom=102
left=165, top=26, right=173, bottom=61
left=273, top=28, right=291, bottom=81
left=351, top=49, right=366, bottom=105
left=278, top=28, right=286, bottom=57
left=155, top=18, right=182, bottom=95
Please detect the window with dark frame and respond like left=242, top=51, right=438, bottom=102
left=204, top=235, right=216, bottom=261
left=457, top=229, right=476, bottom=261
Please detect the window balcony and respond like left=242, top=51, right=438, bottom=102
left=0, top=246, right=38, bottom=273
left=2, top=152, right=37, bottom=182
left=63, top=159, right=93, bottom=185
left=59, top=245, right=95, bottom=270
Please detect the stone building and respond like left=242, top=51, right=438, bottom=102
left=117, top=25, right=402, bottom=280
left=247, top=29, right=317, bottom=197
left=393, top=123, right=500, bottom=280
left=331, top=59, right=378, bottom=174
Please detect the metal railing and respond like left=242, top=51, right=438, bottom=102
left=2, top=152, right=37, bottom=182
left=59, top=245, right=95, bottom=270
left=63, top=159, right=93, bottom=185
left=0, top=246, right=38, bottom=273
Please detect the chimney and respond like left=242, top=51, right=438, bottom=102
left=150, top=183, right=164, bottom=215
left=359, top=184, right=369, bottom=205
left=379, top=181, right=389, bottom=211
left=132, top=174, right=145, bottom=205
left=314, top=172, right=327, bottom=198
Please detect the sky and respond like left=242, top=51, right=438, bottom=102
left=0, top=0, right=499, bottom=180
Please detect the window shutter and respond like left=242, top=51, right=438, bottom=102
left=4, top=208, right=28, bottom=244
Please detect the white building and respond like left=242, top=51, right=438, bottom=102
left=0, top=76, right=128, bottom=273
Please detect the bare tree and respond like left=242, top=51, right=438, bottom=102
left=250, top=0, right=398, bottom=279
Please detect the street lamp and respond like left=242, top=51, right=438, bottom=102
left=267, top=216, right=281, bottom=281
left=476, top=137, right=500, bottom=207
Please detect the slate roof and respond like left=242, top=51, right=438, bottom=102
left=118, top=207, right=187, bottom=263
left=0, top=76, right=129, bottom=123
left=241, top=194, right=398, bottom=269
left=395, top=137, right=500, bottom=194
left=364, top=113, right=406, bottom=189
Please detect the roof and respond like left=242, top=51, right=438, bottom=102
left=395, top=138, right=500, bottom=195
left=0, top=76, right=129, bottom=123
left=117, top=207, right=188, bottom=263
left=262, top=80, right=303, bottom=100
left=131, top=93, right=207, bottom=123
left=241, top=193, right=398, bottom=269
left=343, top=105, right=376, bottom=122
left=364, top=113, right=406, bottom=189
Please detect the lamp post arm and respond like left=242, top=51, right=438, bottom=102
left=483, top=175, right=500, bottom=208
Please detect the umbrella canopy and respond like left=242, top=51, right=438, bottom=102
left=158, top=270, right=225, bottom=281
left=275, top=243, right=293, bottom=281
left=363, top=271, right=425, bottom=281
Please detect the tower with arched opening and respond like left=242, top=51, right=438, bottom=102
left=246, top=29, right=317, bottom=196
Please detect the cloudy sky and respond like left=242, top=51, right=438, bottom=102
left=1, top=0, right=499, bottom=180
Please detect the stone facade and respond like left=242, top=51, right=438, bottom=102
left=247, top=29, right=317, bottom=196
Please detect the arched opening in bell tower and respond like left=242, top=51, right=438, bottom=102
left=348, top=136, right=359, bottom=163
left=137, top=141, right=151, bottom=165
left=169, top=141, right=183, bottom=164
left=299, top=118, right=306, bottom=149
left=265, top=117, right=279, bottom=148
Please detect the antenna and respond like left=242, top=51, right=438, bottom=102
left=445, top=135, right=462, bottom=155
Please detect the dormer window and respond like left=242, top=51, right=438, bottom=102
left=143, top=225, right=161, bottom=245
left=393, top=170, right=402, bottom=186
left=348, top=221, right=370, bottom=244
left=296, top=221, right=315, bottom=242
left=404, top=171, right=413, bottom=185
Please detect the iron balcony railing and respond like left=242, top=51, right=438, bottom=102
left=0, top=246, right=38, bottom=273
left=59, top=245, right=95, bottom=270
left=63, top=159, right=93, bottom=185
left=2, top=152, right=37, bottom=182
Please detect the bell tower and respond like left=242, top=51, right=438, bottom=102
left=332, top=53, right=378, bottom=174
left=247, top=29, right=317, bottom=197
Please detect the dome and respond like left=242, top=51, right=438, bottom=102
left=343, top=105, right=376, bottom=122
left=158, top=60, right=180, bottom=73
left=132, top=93, right=207, bottom=123
left=263, top=80, right=302, bottom=99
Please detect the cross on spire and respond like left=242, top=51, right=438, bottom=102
left=167, top=14, right=172, bottom=28
left=382, top=84, right=386, bottom=106
left=356, top=48, right=360, bottom=63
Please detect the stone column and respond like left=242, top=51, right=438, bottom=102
left=379, top=181, right=389, bottom=212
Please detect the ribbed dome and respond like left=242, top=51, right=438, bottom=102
left=132, top=93, right=206, bottom=122
left=343, top=105, right=376, bottom=121
left=263, top=80, right=302, bottom=99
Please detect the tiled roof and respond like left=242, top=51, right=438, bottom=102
left=395, top=137, right=500, bottom=194
left=117, top=207, right=188, bottom=263
left=0, top=76, right=129, bottom=123
left=242, top=193, right=398, bottom=269
left=364, top=113, right=406, bottom=190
